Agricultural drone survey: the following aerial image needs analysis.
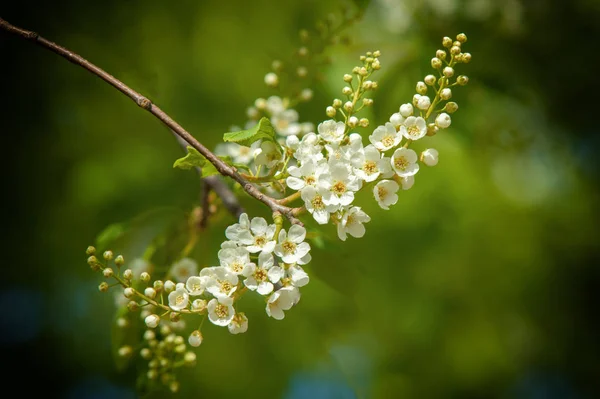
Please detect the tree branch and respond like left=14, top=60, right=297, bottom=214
left=0, top=17, right=303, bottom=225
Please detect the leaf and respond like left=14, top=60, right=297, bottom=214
left=201, top=156, right=232, bottom=177
left=222, top=117, right=276, bottom=146
left=111, top=306, right=140, bottom=372
left=173, top=146, right=206, bottom=170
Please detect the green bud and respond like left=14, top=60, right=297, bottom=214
left=457, top=33, right=467, bottom=43
left=457, top=75, right=469, bottom=85
left=115, top=255, right=124, bottom=267
left=442, top=36, right=453, bottom=48
left=127, top=300, right=139, bottom=312
left=103, top=250, right=113, bottom=261
left=98, top=282, right=109, bottom=292
left=86, top=246, right=96, bottom=256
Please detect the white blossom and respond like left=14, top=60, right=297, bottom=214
left=254, top=141, right=282, bottom=169
left=218, top=247, right=253, bottom=275
left=170, top=258, right=198, bottom=283
left=400, top=175, right=415, bottom=190
left=352, top=144, right=393, bottom=182
left=319, top=163, right=361, bottom=207
left=417, top=95, right=431, bottom=110
left=373, top=180, right=399, bottom=210
left=272, top=109, right=301, bottom=136
left=225, top=213, right=253, bottom=245
left=286, top=160, right=329, bottom=193
left=228, top=313, right=249, bottom=334
left=243, top=252, right=283, bottom=295
left=400, top=116, right=427, bottom=141
left=400, top=103, right=414, bottom=117
left=266, top=96, right=285, bottom=115
left=185, top=276, right=206, bottom=296
left=266, top=287, right=301, bottom=320
left=188, top=330, right=203, bottom=347
left=207, top=297, right=235, bottom=327
left=245, top=217, right=277, bottom=253
left=337, top=206, right=371, bottom=241
left=391, top=147, right=420, bottom=177
left=369, top=122, right=402, bottom=151
left=274, top=225, right=311, bottom=264
left=168, top=287, right=189, bottom=311
left=145, top=314, right=160, bottom=329
left=389, top=112, right=405, bottom=129
left=318, top=119, right=345, bottom=144
left=435, top=112, right=451, bottom=129
left=201, top=266, right=239, bottom=300
left=264, top=72, right=279, bottom=87
left=287, top=265, right=309, bottom=288
left=301, top=185, right=339, bottom=224
left=293, top=133, right=323, bottom=162
left=421, top=148, right=439, bottom=166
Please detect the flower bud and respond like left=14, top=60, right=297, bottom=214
left=426, top=123, right=438, bottom=137
left=359, top=67, right=368, bottom=76
left=264, top=72, right=279, bottom=87
left=362, top=98, right=373, bottom=106
left=443, top=67, right=454, bottom=78
left=416, top=81, right=427, bottom=95
left=124, top=287, right=135, bottom=298
left=300, top=88, right=313, bottom=101
left=164, top=280, right=175, bottom=293
left=144, top=330, right=155, bottom=340
left=417, top=95, right=431, bottom=111
left=431, top=57, right=442, bottom=69
left=147, top=370, right=158, bottom=380
left=175, top=344, right=187, bottom=354
left=373, top=50, right=381, bottom=57
left=436, top=50, right=447, bottom=60
left=145, top=314, right=160, bottom=329
left=399, top=103, right=414, bottom=117
left=348, top=116, right=358, bottom=128
left=188, top=330, right=203, bottom=347
left=372, top=60, right=381, bottom=70
left=363, top=80, right=373, bottom=90
left=118, top=346, right=132, bottom=357
left=420, top=149, right=439, bottom=166
left=413, top=94, right=421, bottom=106
left=424, top=75, right=436, bottom=86
left=332, top=99, right=342, bottom=108
left=271, top=59, right=282, bottom=71
left=102, top=251, right=113, bottom=261
left=442, top=36, right=453, bottom=48
left=298, top=46, right=308, bottom=56
left=153, top=280, right=163, bottom=292
left=255, top=98, right=267, bottom=110
left=343, top=74, right=353, bottom=83
left=440, top=88, right=452, bottom=100
left=450, top=46, right=461, bottom=56
left=435, top=112, right=452, bottom=129
left=123, top=269, right=133, bottom=280
left=445, top=102, right=459, bottom=113
left=343, top=101, right=354, bottom=112
left=140, top=348, right=152, bottom=360
left=86, top=246, right=96, bottom=256
left=114, top=255, right=124, bottom=267
left=457, top=75, right=469, bottom=86
left=140, top=272, right=151, bottom=283
left=359, top=118, right=370, bottom=128
left=88, top=256, right=100, bottom=271
left=160, top=325, right=171, bottom=336
left=144, top=287, right=157, bottom=299
left=102, top=268, right=113, bottom=278
left=127, top=300, right=139, bottom=312
left=456, top=33, right=467, bottom=43
left=98, top=282, right=109, bottom=292
left=184, top=352, right=196, bottom=365
left=296, top=66, right=307, bottom=78
left=352, top=66, right=360, bottom=74
left=192, top=299, right=207, bottom=311
left=453, top=41, right=462, bottom=48
left=170, top=312, right=181, bottom=322
left=462, top=53, right=472, bottom=63
left=342, top=86, right=352, bottom=95
left=326, top=106, right=336, bottom=118
left=169, top=381, right=180, bottom=393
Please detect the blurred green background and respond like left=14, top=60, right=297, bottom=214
left=1, top=0, right=600, bottom=397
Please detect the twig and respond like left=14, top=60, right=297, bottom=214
left=0, top=17, right=303, bottom=225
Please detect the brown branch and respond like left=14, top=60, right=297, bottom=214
left=0, top=17, right=302, bottom=225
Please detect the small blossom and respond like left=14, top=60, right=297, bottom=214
left=207, top=297, right=235, bottom=327
left=391, top=148, right=420, bottom=177
left=373, top=180, right=399, bottom=210
left=243, top=252, right=283, bottom=295
left=435, top=112, right=451, bottom=129
left=389, top=112, right=405, bottom=128
left=287, top=265, right=310, bottom=288
left=352, top=144, right=393, bottom=182
left=400, top=116, right=427, bottom=141
left=145, top=314, right=160, bottom=329
left=170, top=258, right=198, bottom=283
left=399, top=103, right=414, bottom=117
left=421, top=148, right=439, bottom=166
left=266, top=287, right=301, bottom=320
left=228, top=313, right=249, bottom=334
left=301, top=185, right=339, bottom=224
left=225, top=213, right=253, bottom=245
left=274, top=225, right=311, bottom=264
left=337, top=207, right=371, bottom=241
left=218, top=247, right=253, bottom=275
left=168, top=287, right=189, bottom=311
left=201, top=266, right=239, bottom=300
left=318, top=120, right=345, bottom=144
left=319, top=163, right=361, bottom=207
left=272, top=109, right=301, bottom=136
left=188, top=330, right=203, bottom=347
left=369, top=122, right=401, bottom=151
left=255, top=141, right=282, bottom=169
left=294, top=133, right=324, bottom=162
left=286, top=160, right=329, bottom=193
left=245, top=217, right=277, bottom=253
left=185, top=276, right=206, bottom=296
left=417, top=95, right=431, bottom=110
left=400, top=175, right=415, bottom=190
left=264, top=72, right=279, bottom=87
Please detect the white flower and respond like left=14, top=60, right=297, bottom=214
left=168, top=287, right=189, bottom=311
left=188, top=330, right=203, bottom=347
left=218, top=247, right=253, bottom=275
left=266, top=96, right=285, bottom=115
left=352, top=144, right=393, bottom=182
left=391, top=148, right=420, bottom=177
left=287, top=265, right=309, bottom=287
left=215, top=142, right=259, bottom=165
left=170, top=258, right=198, bottom=283
left=318, top=120, right=345, bottom=144
left=243, top=252, right=283, bottom=295
left=400, top=116, right=427, bottom=141
left=254, top=141, right=282, bottom=169
left=266, top=287, right=301, bottom=320
left=207, top=297, right=235, bottom=327
left=400, top=175, right=415, bottom=190
left=145, top=314, right=160, bottom=329
left=337, top=207, right=371, bottom=241
left=264, top=72, right=279, bottom=87
left=389, top=112, right=405, bottom=129
left=245, top=217, right=277, bottom=253
left=185, top=276, right=206, bottom=296
left=286, top=160, right=329, bottom=192
left=272, top=109, right=301, bottom=136
left=369, top=122, right=402, bottom=151
left=435, top=112, right=451, bottom=129
left=274, top=225, right=311, bottom=264
left=373, top=180, right=399, bottom=210
left=399, top=103, right=414, bottom=117
left=294, top=133, right=323, bottom=162
left=417, top=95, right=431, bottom=110
left=228, top=313, right=249, bottom=334
left=301, top=185, right=339, bottom=224
left=285, top=135, right=299, bottom=150
left=421, top=148, right=439, bottom=166
left=319, top=163, right=361, bottom=207
left=225, top=213, right=253, bottom=245
left=201, top=266, right=239, bottom=300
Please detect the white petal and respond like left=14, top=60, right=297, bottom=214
left=288, top=224, right=306, bottom=243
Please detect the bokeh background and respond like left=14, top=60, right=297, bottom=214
left=1, top=0, right=600, bottom=397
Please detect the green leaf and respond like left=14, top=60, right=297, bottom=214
left=201, top=156, right=232, bottom=177
left=173, top=146, right=206, bottom=170
left=111, top=306, right=140, bottom=372
left=222, top=117, right=276, bottom=146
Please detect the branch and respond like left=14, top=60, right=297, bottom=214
left=0, top=17, right=303, bottom=225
